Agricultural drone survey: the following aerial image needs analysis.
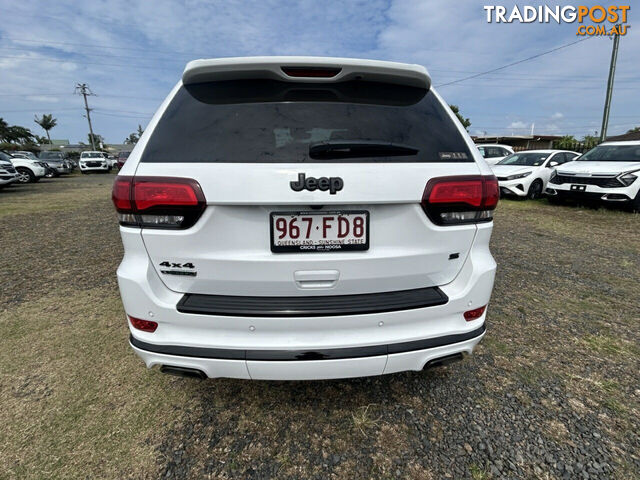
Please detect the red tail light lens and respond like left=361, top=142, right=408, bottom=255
left=112, top=176, right=206, bottom=229
left=281, top=66, right=342, bottom=78
left=128, top=315, right=158, bottom=332
left=464, top=305, right=486, bottom=321
left=134, top=179, right=201, bottom=210
left=422, top=175, right=499, bottom=225
left=112, top=176, right=133, bottom=211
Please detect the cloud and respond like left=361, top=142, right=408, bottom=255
left=508, top=121, right=528, bottom=129
left=26, top=96, right=60, bottom=103
left=0, top=0, right=638, bottom=142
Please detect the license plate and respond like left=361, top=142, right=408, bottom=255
left=570, top=184, right=587, bottom=192
left=270, top=211, right=369, bottom=253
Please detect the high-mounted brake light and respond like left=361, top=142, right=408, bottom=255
left=421, top=175, right=498, bottom=225
left=128, top=315, right=158, bottom=332
left=112, top=176, right=206, bottom=229
left=281, top=66, right=341, bottom=78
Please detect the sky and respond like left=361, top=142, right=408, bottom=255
left=0, top=0, right=638, bottom=144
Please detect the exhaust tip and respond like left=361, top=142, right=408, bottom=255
left=423, top=353, right=464, bottom=370
left=160, top=365, right=207, bottom=380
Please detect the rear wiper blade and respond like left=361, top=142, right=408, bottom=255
left=309, top=140, right=419, bottom=159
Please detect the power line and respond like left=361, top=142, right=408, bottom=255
left=1, top=107, right=81, bottom=113
left=92, top=111, right=152, bottom=119
left=0, top=54, right=180, bottom=70
left=2, top=36, right=204, bottom=57
left=436, top=36, right=594, bottom=88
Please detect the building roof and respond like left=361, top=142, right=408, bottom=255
left=606, top=130, right=640, bottom=142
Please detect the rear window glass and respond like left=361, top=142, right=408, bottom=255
left=580, top=144, right=640, bottom=162
left=141, top=80, right=472, bottom=163
left=40, top=152, right=63, bottom=159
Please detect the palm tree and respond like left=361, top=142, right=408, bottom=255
left=34, top=114, right=58, bottom=144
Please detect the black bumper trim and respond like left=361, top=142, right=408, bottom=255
left=176, top=286, right=449, bottom=318
left=129, top=324, right=486, bottom=362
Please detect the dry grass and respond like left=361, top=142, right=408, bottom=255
left=0, top=288, right=195, bottom=479
left=0, top=179, right=638, bottom=479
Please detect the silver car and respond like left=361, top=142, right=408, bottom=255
left=38, top=152, right=72, bottom=175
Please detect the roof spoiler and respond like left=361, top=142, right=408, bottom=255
left=182, top=56, right=430, bottom=90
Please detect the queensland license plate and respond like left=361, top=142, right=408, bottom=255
left=270, top=211, right=369, bottom=253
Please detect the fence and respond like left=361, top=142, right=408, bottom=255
left=512, top=141, right=599, bottom=154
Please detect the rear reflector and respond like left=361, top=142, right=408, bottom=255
left=281, top=66, right=341, bottom=78
left=128, top=315, right=158, bottom=332
left=464, top=305, right=486, bottom=321
left=422, top=175, right=499, bottom=225
left=112, top=176, right=205, bottom=229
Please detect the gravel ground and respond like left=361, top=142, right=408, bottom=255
left=0, top=174, right=638, bottom=479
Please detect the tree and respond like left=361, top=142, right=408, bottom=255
left=0, top=117, right=9, bottom=141
left=449, top=105, right=471, bottom=131
left=34, top=114, right=57, bottom=144
left=4, top=126, right=35, bottom=145
left=626, top=126, right=640, bottom=133
left=553, top=135, right=577, bottom=149
left=124, top=124, right=145, bottom=144
left=88, top=133, right=105, bottom=149
left=582, top=134, right=599, bottom=146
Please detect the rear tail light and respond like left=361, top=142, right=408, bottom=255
left=464, top=305, right=486, bottom=321
left=112, top=176, right=206, bottom=229
left=421, top=175, right=499, bottom=225
left=128, top=315, right=158, bottom=332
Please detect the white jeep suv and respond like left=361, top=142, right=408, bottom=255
left=546, top=141, right=640, bottom=210
left=113, top=57, right=498, bottom=380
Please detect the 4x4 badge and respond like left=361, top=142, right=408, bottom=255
left=290, top=173, right=344, bottom=194
left=159, top=261, right=197, bottom=277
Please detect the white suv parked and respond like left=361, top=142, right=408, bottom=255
left=3, top=153, right=46, bottom=183
left=113, top=57, right=499, bottom=381
left=546, top=141, right=640, bottom=210
left=79, top=151, right=111, bottom=173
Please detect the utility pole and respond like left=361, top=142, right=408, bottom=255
left=75, top=83, right=96, bottom=150
left=600, top=26, right=621, bottom=143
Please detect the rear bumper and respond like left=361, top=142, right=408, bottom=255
left=118, top=222, right=496, bottom=380
left=131, top=327, right=485, bottom=380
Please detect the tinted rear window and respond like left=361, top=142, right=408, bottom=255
left=141, top=80, right=472, bottom=163
left=580, top=144, right=640, bottom=162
